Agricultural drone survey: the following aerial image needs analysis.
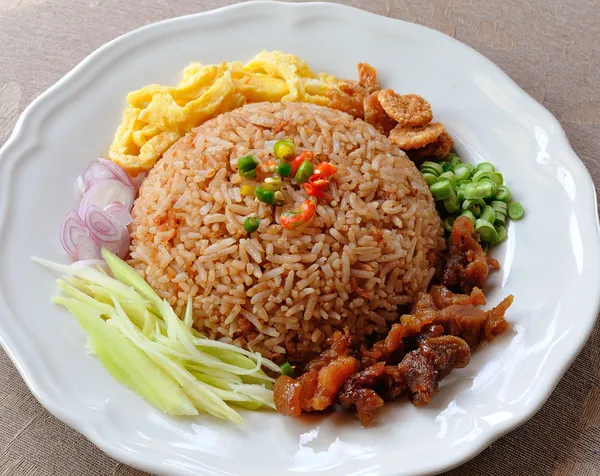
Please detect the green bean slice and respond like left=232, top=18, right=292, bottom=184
left=508, top=201, right=524, bottom=220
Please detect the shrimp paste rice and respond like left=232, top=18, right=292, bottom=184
left=129, top=102, right=444, bottom=361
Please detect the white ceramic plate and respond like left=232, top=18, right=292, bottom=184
left=0, top=2, right=599, bottom=475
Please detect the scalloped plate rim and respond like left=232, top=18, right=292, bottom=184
left=0, top=2, right=598, bottom=476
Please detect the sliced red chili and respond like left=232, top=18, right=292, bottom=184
left=302, top=182, right=327, bottom=199
left=280, top=200, right=316, bottom=230
left=308, top=173, right=330, bottom=190
left=314, top=161, right=337, bottom=177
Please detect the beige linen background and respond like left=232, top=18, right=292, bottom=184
left=0, top=0, right=599, bottom=475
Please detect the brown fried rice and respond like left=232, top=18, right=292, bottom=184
left=128, top=101, right=444, bottom=361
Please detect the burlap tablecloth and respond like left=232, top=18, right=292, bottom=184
left=1, top=0, right=599, bottom=474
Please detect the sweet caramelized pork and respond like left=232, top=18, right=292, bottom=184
left=273, top=267, right=513, bottom=425
left=443, top=216, right=495, bottom=293
left=399, top=335, right=471, bottom=406
left=429, top=285, right=486, bottom=308
left=339, top=362, right=386, bottom=426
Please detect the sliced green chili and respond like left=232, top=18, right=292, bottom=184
left=276, top=161, right=292, bottom=177
left=237, top=154, right=260, bottom=179
left=280, top=362, right=294, bottom=377
left=263, top=175, right=282, bottom=191
left=243, top=216, right=260, bottom=233
left=273, top=140, right=295, bottom=160
left=255, top=186, right=275, bottom=204
left=294, top=160, right=314, bottom=184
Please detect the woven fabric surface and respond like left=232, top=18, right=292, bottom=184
left=0, top=0, right=599, bottom=474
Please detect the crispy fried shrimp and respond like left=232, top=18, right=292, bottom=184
left=406, top=132, right=454, bottom=161
left=363, top=91, right=397, bottom=134
left=327, top=88, right=364, bottom=119
left=377, top=90, right=433, bottom=126
left=357, top=63, right=379, bottom=92
left=338, top=79, right=368, bottom=98
left=389, top=122, right=445, bottom=150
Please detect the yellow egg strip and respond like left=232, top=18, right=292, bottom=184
left=108, top=51, right=338, bottom=176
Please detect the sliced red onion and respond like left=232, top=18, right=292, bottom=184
left=60, top=210, right=88, bottom=258
left=76, top=176, right=86, bottom=195
left=79, top=179, right=135, bottom=217
left=104, top=202, right=133, bottom=226
left=85, top=205, right=124, bottom=243
left=74, top=234, right=102, bottom=261
left=81, top=161, right=116, bottom=193
left=99, top=229, right=130, bottom=259
left=130, top=172, right=147, bottom=191
left=98, top=158, right=135, bottom=190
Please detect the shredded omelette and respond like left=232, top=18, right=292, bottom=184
left=109, top=51, right=338, bottom=175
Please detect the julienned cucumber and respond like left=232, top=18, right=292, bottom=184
left=33, top=249, right=280, bottom=424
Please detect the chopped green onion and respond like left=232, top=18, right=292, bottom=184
left=243, top=216, right=260, bottom=233
left=280, top=362, right=294, bottom=377
left=480, top=205, right=496, bottom=224
left=276, top=161, right=292, bottom=177
left=430, top=179, right=453, bottom=201
left=263, top=175, right=282, bottom=191
left=494, top=224, right=507, bottom=244
left=481, top=242, right=489, bottom=253
left=238, top=154, right=260, bottom=179
left=465, top=163, right=475, bottom=175
left=420, top=161, right=444, bottom=176
left=495, top=185, right=511, bottom=202
left=454, top=164, right=470, bottom=181
left=475, top=219, right=498, bottom=243
left=443, top=215, right=457, bottom=233
left=273, top=140, right=295, bottom=160
left=255, top=186, right=276, bottom=205
left=439, top=171, right=457, bottom=188
left=443, top=190, right=460, bottom=214
left=422, top=173, right=438, bottom=186
left=475, top=162, right=495, bottom=173
left=294, top=160, right=314, bottom=184
left=460, top=210, right=477, bottom=226
left=508, top=201, right=524, bottom=220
